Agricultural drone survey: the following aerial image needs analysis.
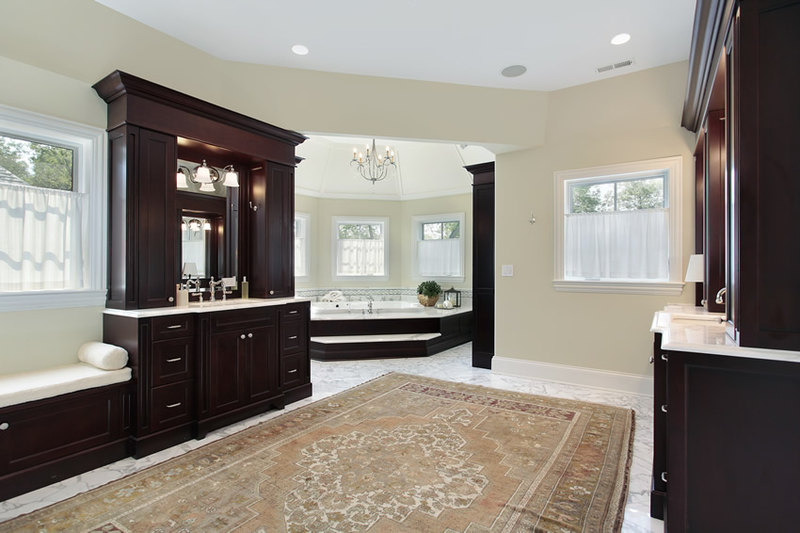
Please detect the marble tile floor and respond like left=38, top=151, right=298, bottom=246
left=0, top=343, right=663, bottom=532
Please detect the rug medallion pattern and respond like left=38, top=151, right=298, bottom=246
left=1, top=373, right=634, bottom=532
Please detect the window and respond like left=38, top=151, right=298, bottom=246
left=0, top=104, right=106, bottom=310
left=412, top=213, right=465, bottom=281
left=554, top=156, right=683, bottom=294
left=294, top=212, right=310, bottom=280
left=332, top=216, right=388, bottom=279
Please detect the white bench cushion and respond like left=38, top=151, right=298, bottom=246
left=0, top=363, right=131, bottom=409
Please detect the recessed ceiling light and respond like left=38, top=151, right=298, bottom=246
left=500, top=65, right=527, bottom=78
left=291, top=44, right=309, bottom=56
left=611, top=33, right=631, bottom=45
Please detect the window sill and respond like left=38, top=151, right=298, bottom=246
left=0, top=289, right=107, bottom=312
left=552, top=280, right=685, bottom=296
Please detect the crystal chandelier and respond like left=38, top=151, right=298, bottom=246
left=351, top=139, right=397, bottom=184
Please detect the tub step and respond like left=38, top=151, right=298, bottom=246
left=310, top=333, right=446, bottom=360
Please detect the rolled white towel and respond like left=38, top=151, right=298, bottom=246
left=78, top=342, right=129, bottom=370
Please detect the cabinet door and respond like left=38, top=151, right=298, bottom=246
left=244, top=323, right=279, bottom=403
left=208, top=330, right=245, bottom=414
left=137, top=128, right=177, bottom=308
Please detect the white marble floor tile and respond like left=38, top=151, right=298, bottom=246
left=0, top=344, right=663, bottom=532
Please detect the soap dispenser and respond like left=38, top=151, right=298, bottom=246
left=241, top=276, right=249, bottom=299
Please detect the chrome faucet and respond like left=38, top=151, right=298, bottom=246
left=715, top=287, right=727, bottom=305
left=366, top=294, right=374, bottom=314
left=209, top=277, right=224, bottom=302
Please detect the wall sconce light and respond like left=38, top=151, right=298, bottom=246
left=176, top=160, right=239, bottom=191
left=182, top=218, right=210, bottom=232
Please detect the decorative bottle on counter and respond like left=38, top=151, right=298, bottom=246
left=241, top=276, right=249, bottom=299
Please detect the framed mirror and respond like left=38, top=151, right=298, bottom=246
left=176, top=190, right=232, bottom=287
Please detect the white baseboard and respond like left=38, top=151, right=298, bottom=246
left=492, top=356, right=653, bottom=396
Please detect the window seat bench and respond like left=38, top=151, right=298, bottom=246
left=0, top=361, right=132, bottom=501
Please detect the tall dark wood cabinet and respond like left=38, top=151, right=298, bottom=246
left=249, top=162, right=295, bottom=299
left=682, top=0, right=800, bottom=351
left=466, top=162, right=495, bottom=369
left=106, top=126, right=177, bottom=309
left=726, top=0, right=800, bottom=351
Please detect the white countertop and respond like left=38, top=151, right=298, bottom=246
left=103, top=297, right=311, bottom=319
left=651, top=305, right=800, bottom=364
left=310, top=304, right=472, bottom=321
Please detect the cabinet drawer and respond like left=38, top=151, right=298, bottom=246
left=151, top=382, right=193, bottom=431
left=280, top=303, right=308, bottom=321
left=280, top=318, right=307, bottom=355
left=152, top=338, right=194, bottom=386
left=151, top=315, right=194, bottom=341
left=210, top=307, right=275, bottom=332
left=281, top=353, right=306, bottom=389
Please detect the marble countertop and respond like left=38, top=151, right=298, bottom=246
left=103, top=297, right=311, bottom=318
left=651, top=305, right=800, bottom=364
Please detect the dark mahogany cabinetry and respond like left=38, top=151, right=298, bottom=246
left=652, top=338, right=800, bottom=532
left=104, top=301, right=311, bottom=457
left=249, top=162, right=295, bottom=299
left=466, top=162, right=495, bottom=369
left=683, top=0, right=800, bottom=350
left=198, top=307, right=281, bottom=437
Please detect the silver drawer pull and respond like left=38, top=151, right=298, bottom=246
left=289, top=310, right=299, bottom=315
left=661, top=353, right=669, bottom=362
left=661, top=472, right=668, bottom=483
left=240, top=334, right=246, bottom=339
left=166, top=357, right=182, bottom=363
left=167, top=324, right=183, bottom=330
left=661, top=404, right=668, bottom=413
left=287, top=369, right=298, bottom=374
left=0, top=422, right=9, bottom=430
left=248, top=333, right=253, bottom=338
left=166, top=402, right=182, bottom=409
left=288, top=335, right=298, bottom=340
left=270, top=290, right=275, bottom=295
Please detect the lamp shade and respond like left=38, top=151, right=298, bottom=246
left=182, top=262, right=198, bottom=277
left=684, top=254, right=704, bottom=283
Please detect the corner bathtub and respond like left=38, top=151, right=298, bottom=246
left=309, top=300, right=472, bottom=360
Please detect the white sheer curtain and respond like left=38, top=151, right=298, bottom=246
left=418, top=238, right=461, bottom=277
left=0, top=183, right=86, bottom=291
left=564, top=208, right=669, bottom=280
left=337, top=239, right=384, bottom=276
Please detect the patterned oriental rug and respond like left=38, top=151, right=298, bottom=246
left=3, top=373, right=634, bottom=532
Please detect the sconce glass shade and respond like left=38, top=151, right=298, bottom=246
left=199, top=182, right=216, bottom=192
left=176, top=169, right=189, bottom=189
left=685, top=254, right=704, bottom=283
left=223, top=165, right=240, bottom=187
left=202, top=220, right=212, bottom=231
left=194, top=161, right=212, bottom=183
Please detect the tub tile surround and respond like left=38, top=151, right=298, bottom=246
left=0, top=345, right=661, bottom=532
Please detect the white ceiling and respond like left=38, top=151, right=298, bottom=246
left=95, top=0, right=696, bottom=91
left=295, top=136, right=494, bottom=200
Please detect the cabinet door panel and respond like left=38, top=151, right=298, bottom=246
left=209, top=331, right=244, bottom=413
left=136, top=128, right=177, bottom=308
left=245, top=324, right=279, bottom=403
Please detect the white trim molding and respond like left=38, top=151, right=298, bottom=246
left=553, top=155, right=683, bottom=295
left=492, top=356, right=654, bottom=396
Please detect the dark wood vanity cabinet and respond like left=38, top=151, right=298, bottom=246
left=278, top=302, right=311, bottom=402
left=198, top=307, right=281, bottom=437
left=652, top=339, right=800, bottom=532
left=249, top=162, right=295, bottom=299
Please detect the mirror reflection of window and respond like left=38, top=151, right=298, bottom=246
left=181, top=216, right=209, bottom=278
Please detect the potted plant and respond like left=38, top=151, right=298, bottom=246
left=417, top=280, right=442, bottom=307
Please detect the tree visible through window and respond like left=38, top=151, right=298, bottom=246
left=414, top=214, right=465, bottom=280
left=0, top=134, right=74, bottom=190
left=569, top=176, right=665, bottom=213
left=334, top=218, right=388, bottom=278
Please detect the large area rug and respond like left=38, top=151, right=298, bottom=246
left=3, top=373, right=634, bottom=532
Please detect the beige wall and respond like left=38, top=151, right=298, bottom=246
left=295, top=193, right=473, bottom=290
left=0, top=0, right=695, bottom=377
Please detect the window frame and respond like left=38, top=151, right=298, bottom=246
left=553, top=156, right=684, bottom=295
left=294, top=211, right=311, bottom=281
left=331, top=215, right=390, bottom=281
left=0, top=104, right=107, bottom=311
left=411, top=212, right=466, bottom=282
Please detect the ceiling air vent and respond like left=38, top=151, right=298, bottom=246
left=596, top=58, right=634, bottom=74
